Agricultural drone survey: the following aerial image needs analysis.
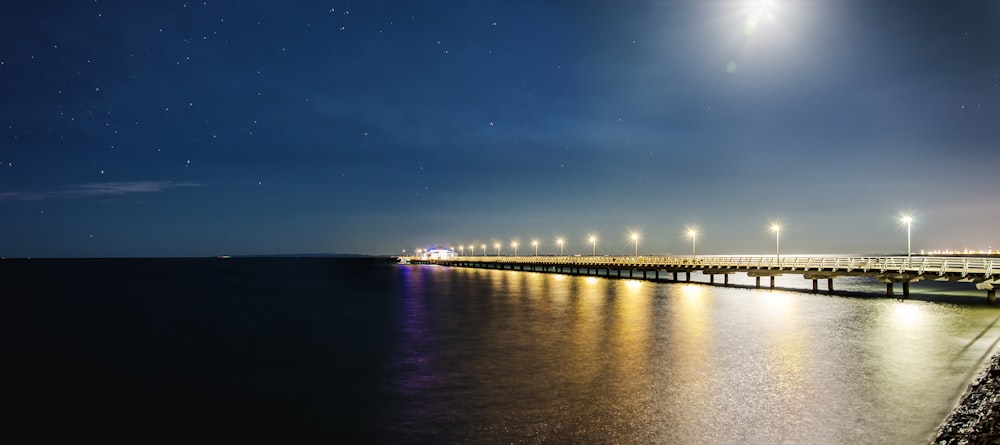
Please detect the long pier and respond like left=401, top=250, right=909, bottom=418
left=411, top=255, right=1000, bottom=302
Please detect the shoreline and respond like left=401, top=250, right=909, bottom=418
left=935, top=352, right=1000, bottom=443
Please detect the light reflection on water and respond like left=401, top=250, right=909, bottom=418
left=391, top=265, right=1000, bottom=444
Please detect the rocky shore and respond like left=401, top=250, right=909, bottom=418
left=934, top=353, right=1000, bottom=444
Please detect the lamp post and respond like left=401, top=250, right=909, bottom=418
left=902, top=215, right=913, bottom=260
left=512, top=241, right=518, bottom=257
left=557, top=238, right=564, bottom=256
left=771, top=224, right=781, bottom=263
left=495, top=242, right=501, bottom=256
left=688, top=228, right=698, bottom=259
left=469, top=245, right=474, bottom=256
left=589, top=235, right=597, bottom=256
left=532, top=239, right=538, bottom=256
left=480, top=244, right=486, bottom=256
left=631, top=232, right=639, bottom=257
left=458, top=245, right=464, bottom=256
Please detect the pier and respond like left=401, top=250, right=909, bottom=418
left=409, top=255, right=1000, bottom=302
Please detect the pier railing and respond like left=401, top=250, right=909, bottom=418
left=437, top=255, right=997, bottom=280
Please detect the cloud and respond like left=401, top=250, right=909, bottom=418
left=0, top=181, right=200, bottom=201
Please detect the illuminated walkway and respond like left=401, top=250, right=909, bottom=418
left=413, top=255, right=1000, bottom=302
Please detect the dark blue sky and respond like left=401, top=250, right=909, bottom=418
left=2, top=0, right=998, bottom=257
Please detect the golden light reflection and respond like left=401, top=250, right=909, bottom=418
left=549, top=274, right=568, bottom=306
left=680, top=284, right=704, bottom=299
left=571, top=275, right=605, bottom=384
left=676, top=285, right=709, bottom=338
left=759, top=292, right=807, bottom=382
left=890, top=302, right=924, bottom=329
left=625, top=279, right=642, bottom=291
left=613, top=278, right=651, bottom=387
left=672, top=282, right=712, bottom=376
left=524, top=272, right=543, bottom=301
left=584, top=276, right=599, bottom=285
left=872, top=301, right=936, bottom=395
left=761, top=291, right=794, bottom=321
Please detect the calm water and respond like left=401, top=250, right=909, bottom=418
left=6, top=258, right=1000, bottom=443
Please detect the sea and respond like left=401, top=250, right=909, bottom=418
left=5, top=257, right=1000, bottom=444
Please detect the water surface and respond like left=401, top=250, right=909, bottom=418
left=386, top=264, right=1000, bottom=443
left=6, top=258, right=999, bottom=443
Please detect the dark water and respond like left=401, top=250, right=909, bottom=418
left=5, top=258, right=1000, bottom=443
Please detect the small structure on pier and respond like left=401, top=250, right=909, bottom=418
left=421, top=247, right=457, bottom=260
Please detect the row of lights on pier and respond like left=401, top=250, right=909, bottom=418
left=415, top=232, right=647, bottom=257
left=409, top=214, right=915, bottom=259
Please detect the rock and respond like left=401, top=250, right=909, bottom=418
left=934, top=353, right=1000, bottom=444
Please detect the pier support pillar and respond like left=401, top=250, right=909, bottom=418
left=673, top=272, right=678, bottom=281
left=755, top=277, right=761, bottom=288
left=988, top=289, right=997, bottom=304
left=902, top=281, right=910, bottom=299
left=630, top=270, right=633, bottom=278
left=828, top=279, right=834, bottom=292
left=886, top=282, right=893, bottom=298
left=770, top=276, right=775, bottom=288
left=686, top=272, right=691, bottom=282
left=724, top=274, right=729, bottom=285
left=643, top=270, right=647, bottom=279
left=655, top=270, right=659, bottom=280
left=617, top=269, right=621, bottom=277
left=812, top=279, right=818, bottom=291
left=709, top=274, right=715, bottom=284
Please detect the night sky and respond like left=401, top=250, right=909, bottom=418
left=2, top=1, right=998, bottom=258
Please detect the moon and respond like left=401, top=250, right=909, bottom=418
left=745, top=0, right=777, bottom=36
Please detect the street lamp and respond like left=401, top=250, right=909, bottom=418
left=480, top=244, right=486, bottom=256
left=589, top=235, right=597, bottom=256
left=631, top=232, right=639, bottom=257
left=556, top=238, right=564, bottom=256
left=687, top=228, right=698, bottom=259
left=469, top=245, right=474, bottom=256
left=771, top=224, right=782, bottom=263
left=901, top=214, right=913, bottom=259
left=532, top=239, right=539, bottom=256
left=511, top=241, right=518, bottom=256
left=459, top=245, right=464, bottom=256
left=495, top=242, right=501, bottom=256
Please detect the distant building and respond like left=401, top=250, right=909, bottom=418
left=422, top=247, right=456, bottom=260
